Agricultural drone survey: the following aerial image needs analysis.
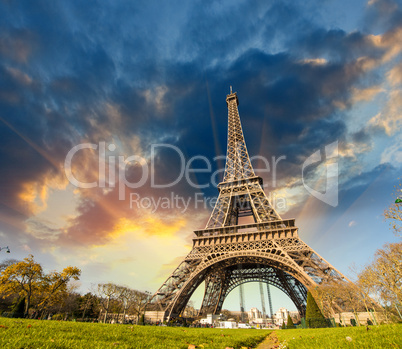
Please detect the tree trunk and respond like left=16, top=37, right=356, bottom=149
left=122, top=307, right=127, bottom=324
left=352, top=306, right=360, bottom=326
left=25, top=293, right=31, bottom=317
left=104, top=296, right=110, bottom=323
left=81, top=305, right=87, bottom=321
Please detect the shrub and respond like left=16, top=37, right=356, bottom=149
left=6, top=297, right=25, bottom=318
left=287, top=314, right=295, bottom=329
left=306, top=291, right=327, bottom=328
left=139, top=314, right=145, bottom=325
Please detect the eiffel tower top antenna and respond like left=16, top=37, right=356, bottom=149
left=223, top=86, right=255, bottom=182
left=205, top=89, right=282, bottom=228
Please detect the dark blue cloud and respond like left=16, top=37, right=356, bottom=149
left=363, top=0, right=402, bottom=33
left=0, top=0, right=401, bottom=249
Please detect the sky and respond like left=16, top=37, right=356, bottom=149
left=0, top=0, right=401, bottom=313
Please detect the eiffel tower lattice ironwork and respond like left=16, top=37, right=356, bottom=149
left=146, top=90, right=347, bottom=321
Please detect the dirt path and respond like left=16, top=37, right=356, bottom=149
left=255, top=331, right=279, bottom=349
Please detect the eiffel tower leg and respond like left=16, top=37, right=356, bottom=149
left=198, top=266, right=235, bottom=316
left=275, top=269, right=307, bottom=317
left=199, top=273, right=225, bottom=316
left=266, top=283, right=273, bottom=320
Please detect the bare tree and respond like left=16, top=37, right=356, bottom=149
left=384, top=180, right=402, bottom=238
left=183, top=300, right=197, bottom=318
left=113, top=285, right=132, bottom=323
left=97, top=283, right=118, bottom=323
left=221, top=309, right=232, bottom=320
left=359, top=243, right=402, bottom=307
left=129, top=289, right=150, bottom=323
left=0, top=259, right=20, bottom=273
left=311, top=282, right=343, bottom=318
left=79, top=292, right=97, bottom=320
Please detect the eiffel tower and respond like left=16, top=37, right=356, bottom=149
left=145, top=89, right=346, bottom=322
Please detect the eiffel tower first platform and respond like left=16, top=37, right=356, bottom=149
left=145, top=89, right=346, bottom=322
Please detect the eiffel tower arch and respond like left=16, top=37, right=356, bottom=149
left=146, top=90, right=347, bottom=321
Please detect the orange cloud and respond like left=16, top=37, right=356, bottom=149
left=16, top=170, right=69, bottom=215
left=351, top=86, right=384, bottom=103
left=6, top=66, right=33, bottom=85
left=367, top=27, right=402, bottom=63
left=111, top=215, right=187, bottom=240
left=387, top=62, right=402, bottom=86
left=300, top=58, right=327, bottom=66
left=369, top=75, right=402, bottom=136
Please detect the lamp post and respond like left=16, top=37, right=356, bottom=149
left=0, top=246, right=10, bottom=253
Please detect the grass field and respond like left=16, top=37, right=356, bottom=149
left=1, top=318, right=401, bottom=349
left=275, top=324, right=402, bottom=348
left=0, top=318, right=270, bottom=349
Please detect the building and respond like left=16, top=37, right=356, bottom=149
left=274, top=307, right=288, bottom=327
left=200, top=314, right=220, bottom=325
left=219, top=321, right=237, bottom=329
left=274, top=308, right=300, bottom=327
left=246, top=307, right=274, bottom=327
left=248, top=307, right=262, bottom=322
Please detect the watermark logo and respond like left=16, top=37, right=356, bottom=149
left=129, top=192, right=287, bottom=213
left=64, top=142, right=286, bottom=200
left=302, top=141, right=338, bottom=207
left=64, top=140, right=339, bottom=210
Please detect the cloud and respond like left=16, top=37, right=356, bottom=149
left=368, top=27, right=402, bottom=63
left=0, top=28, right=36, bottom=63
left=365, top=0, right=402, bottom=32
left=351, top=86, right=384, bottom=103
left=387, top=62, right=402, bottom=86
left=368, top=63, right=402, bottom=136
left=300, top=58, right=328, bottom=66
left=381, top=138, right=402, bottom=164
left=0, top=0, right=401, bottom=294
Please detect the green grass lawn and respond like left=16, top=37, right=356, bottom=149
left=275, top=324, right=402, bottom=348
left=0, top=317, right=270, bottom=349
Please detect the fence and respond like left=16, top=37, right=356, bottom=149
left=299, top=311, right=383, bottom=329
left=1, top=311, right=25, bottom=318
left=299, top=317, right=336, bottom=329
